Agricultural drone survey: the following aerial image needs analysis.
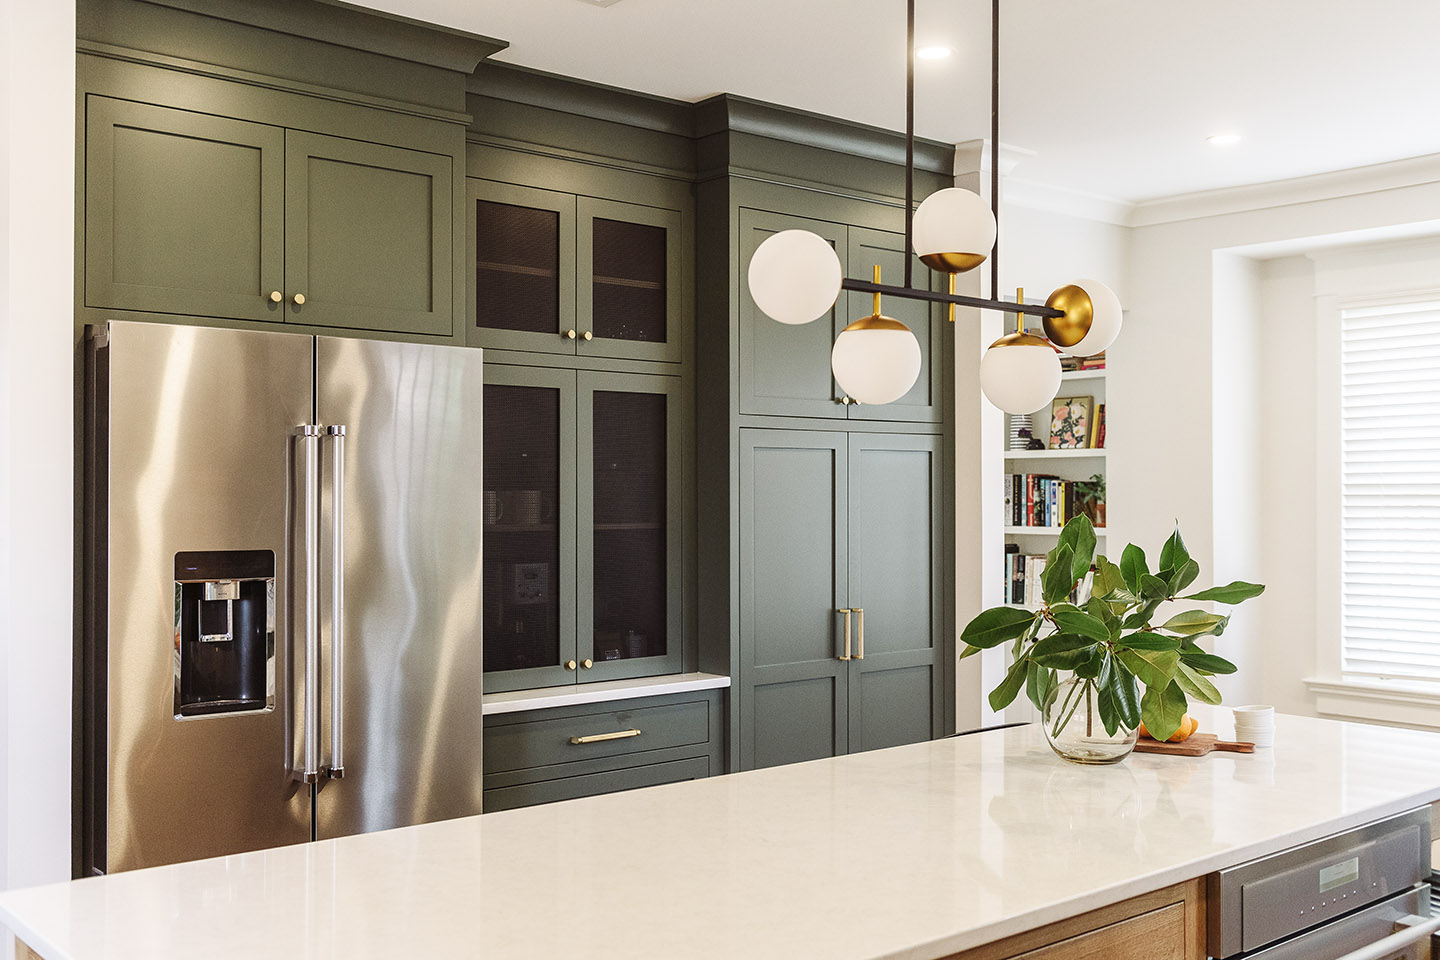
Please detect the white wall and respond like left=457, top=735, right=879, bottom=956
left=0, top=0, right=76, bottom=895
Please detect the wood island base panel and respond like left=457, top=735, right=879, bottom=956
left=4, top=713, right=1440, bottom=960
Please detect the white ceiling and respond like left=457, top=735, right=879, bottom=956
left=359, top=0, right=1440, bottom=206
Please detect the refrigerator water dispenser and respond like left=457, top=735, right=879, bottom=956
left=173, top=551, right=275, bottom=718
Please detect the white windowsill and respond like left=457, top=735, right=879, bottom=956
left=1305, top=677, right=1440, bottom=730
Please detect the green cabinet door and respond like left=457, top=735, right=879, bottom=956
left=468, top=178, right=578, bottom=355
left=738, top=209, right=849, bottom=420
left=844, top=227, right=945, bottom=424
left=85, top=96, right=285, bottom=322
left=845, top=432, right=944, bottom=752
left=481, top=364, right=579, bottom=694
left=577, top=372, right=686, bottom=681
left=738, top=429, right=849, bottom=770
left=578, top=197, right=685, bottom=363
left=284, top=130, right=453, bottom=336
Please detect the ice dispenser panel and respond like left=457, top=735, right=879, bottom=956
left=173, top=551, right=275, bottom=718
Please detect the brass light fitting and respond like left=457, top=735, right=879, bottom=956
left=1043, top=284, right=1096, bottom=348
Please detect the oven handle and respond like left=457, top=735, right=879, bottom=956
left=1332, top=913, right=1440, bottom=960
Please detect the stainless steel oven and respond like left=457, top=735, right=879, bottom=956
left=1209, top=806, right=1439, bottom=960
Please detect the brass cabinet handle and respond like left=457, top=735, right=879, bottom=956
left=582, top=330, right=593, bottom=341
left=838, top=608, right=852, bottom=661
left=854, top=607, right=865, bottom=660
left=565, top=659, right=577, bottom=670
left=293, top=293, right=306, bottom=305
left=565, top=329, right=577, bottom=340
left=581, top=659, right=593, bottom=669
left=268, top=290, right=283, bottom=303
left=570, top=728, right=641, bottom=745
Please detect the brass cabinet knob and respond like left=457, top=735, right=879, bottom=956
left=839, top=396, right=851, bottom=405
left=581, top=659, right=593, bottom=669
left=269, top=290, right=283, bottom=303
left=565, top=329, right=577, bottom=340
left=565, top=659, right=577, bottom=670
left=293, top=293, right=306, bottom=305
left=582, top=331, right=593, bottom=341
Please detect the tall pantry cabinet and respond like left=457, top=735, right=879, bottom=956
left=695, top=98, right=958, bottom=770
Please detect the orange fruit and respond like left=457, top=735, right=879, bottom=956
left=1138, top=715, right=1199, bottom=742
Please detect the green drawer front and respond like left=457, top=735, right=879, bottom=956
left=484, top=699, right=711, bottom=774
left=484, top=756, right=710, bottom=813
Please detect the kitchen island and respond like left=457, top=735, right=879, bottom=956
left=4, top=712, right=1440, bottom=959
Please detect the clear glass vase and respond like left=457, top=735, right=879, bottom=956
left=1042, top=676, right=1138, bottom=764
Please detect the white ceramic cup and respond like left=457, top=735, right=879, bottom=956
left=1232, top=705, right=1276, bottom=746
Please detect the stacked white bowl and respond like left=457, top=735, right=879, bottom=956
left=1232, top=705, right=1275, bottom=747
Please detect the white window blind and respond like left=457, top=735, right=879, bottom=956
left=1340, top=299, right=1440, bottom=681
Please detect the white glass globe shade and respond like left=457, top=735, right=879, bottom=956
left=746, top=229, right=843, bottom=325
left=831, top=325, right=922, bottom=405
left=911, top=188, right=997, bottom=268
left=979, top=341, right=1062, bottom=414
left=1050, top=279, right=1123, bottom=357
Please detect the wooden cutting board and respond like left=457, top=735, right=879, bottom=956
left=1133, top=733, right=1255, bottom=756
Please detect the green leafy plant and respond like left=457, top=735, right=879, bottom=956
left=1074, top=473, right=1105, bottom=511
left=961, top=515, right=1264, bottom=741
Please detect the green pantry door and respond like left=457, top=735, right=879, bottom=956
left=739, top=429, right=943, bottom=770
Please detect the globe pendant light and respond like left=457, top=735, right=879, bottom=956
left=1043, top=279, right=1123, bottom=357
left=832, top=267, right=922, bottom=405
left=912, top=187, right=996, bottom=275
left=747, top=229, right=843, bottom=325
left=980, top=289, right=1062, bottom=414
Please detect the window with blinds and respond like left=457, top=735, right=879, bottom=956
left=1340, top=299, right=1440, bottom=681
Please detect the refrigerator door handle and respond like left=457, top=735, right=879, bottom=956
left=293, top=425, right=323, bottom=784
left=326, top=424, right=346, bottom=780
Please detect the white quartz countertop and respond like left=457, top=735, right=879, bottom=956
left=6, top=712, right=1440, bottom=960
left=481, top=671, right=730, bottom=715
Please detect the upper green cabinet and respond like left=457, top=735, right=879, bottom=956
left=469, top=178, right=685, bottom=362
left=738, top=208, right=944, bottom=423
left=85, top=96, right=453, bottom=337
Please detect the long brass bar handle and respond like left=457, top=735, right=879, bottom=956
left=854, top=607, right=865, bottom=660
left=294, top=425, right=322, bottom=784
left=326, top=425, right=346, bottom=780
left=569, top=729, right=641, bottom=745
left=838, top=608, right=852, bottom=661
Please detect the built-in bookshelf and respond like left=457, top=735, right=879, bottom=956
left=1002, top=352, right=1107, bottom=609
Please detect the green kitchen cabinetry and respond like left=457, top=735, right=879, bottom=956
left=737, top=429, right=944, bottom=770
left=85, top=95, right=454, bottom=337
left=482, top=689, right=723, bottom=812
left=738, top=211, right=944, bottom=424
left=482, top=364, right=688, bottom=693
left=468, top=179, right=687, bottom=363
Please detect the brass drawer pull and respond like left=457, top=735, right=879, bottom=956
left=570, top=729, right=641, bottom=745
left=838, top=608, right=852, bottom=661
left=854, top=607, right=864, bottom=660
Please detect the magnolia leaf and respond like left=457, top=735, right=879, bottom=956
left=1096, top=679, right=1122, bottom=736
left=1183, top=581, right=1267, bottom=604
left=1043, top=544, right=1076, bottom=605
left=1170, top=558, right=1200, bottom=595
left=959, top=643, right=982, bottom=661
left=1122, top=599, right=1162, bottom=631
left=1025, top=660, right=1053, bottom=712
left=1140, top=679, right=1189, bottom=742
left=1058, top=515, right=1097, bottom=584
left=1052, top=609, right=1111, bottom=644
left=1074, top=645, right=1105, bottom=679
left=1093, top=555, right=1127, bottom=609
left=1118, top=631, right=1182, bottom=651
left=1158, top=524, right=1190, bottom=580
left=961, top=606, right=1039, bottom=649
left=1116, top=647, right=1180, bottom=688
left=989, top=655, right=1029, bottom=713
left=1048, top=602, right=1083, bottom=617
left=1119, top=543, right=1149, bottom=595
left=1179, top=651, right=1238, bottom=675
left=1086, top=596, right=1122, bottom=637
left=1159, top=610, right=1229, bottom=636
left=1031, top=634, right=1098, bottom=670
left=1140, top=574, right=1171, bottom=601
left=1175, top=661, right=1223, bottom=705
left=1109, top=662, right=1142, bottom=729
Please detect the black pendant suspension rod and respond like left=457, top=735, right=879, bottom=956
left=990, top=0, right=1000, bottom=302
left=842, top=277, right=1062, bottom=319
left=903, top=0, right=915, bottom=290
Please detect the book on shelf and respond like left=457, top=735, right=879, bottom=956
left=1003, top=552, right=1094, bottom=607
left=1060, top=351, right=1107, bottom=372
left=1093, top=403, right=1106, bottom=449
left=1007, top=473, right=1092, bottom=529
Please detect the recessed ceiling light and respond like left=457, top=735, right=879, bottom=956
left=1207, top=133, right=1242, bottom=146
left=916, top=46, right=953, bottom=60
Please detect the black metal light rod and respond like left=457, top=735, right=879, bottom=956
left=903, top=0, right=915, bottom=290
left=990, top=0, right=1000, bottom=300
left=841, top=278, right=1063, bottom=319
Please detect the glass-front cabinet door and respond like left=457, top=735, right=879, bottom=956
left=577, top=198, right=684, bottom=363
left=469, top=179, right=578, bottom=355
left=577, top=372, right=684, bottom=680
left=481, top=366, right=578, bottom=693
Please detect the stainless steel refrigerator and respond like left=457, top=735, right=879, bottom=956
left=81, top=321, right=485, bottom=874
